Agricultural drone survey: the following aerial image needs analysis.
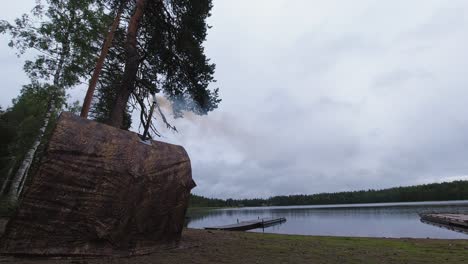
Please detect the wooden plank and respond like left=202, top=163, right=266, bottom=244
left=205, top=217, right=286, bottom=231
left=420, top=213, right=468, bottom=229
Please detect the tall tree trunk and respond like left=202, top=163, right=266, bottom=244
left=0, top=158, right=15, bottom=195
left=6, top=108, right=53, bottom=201
left=4, top=11, right=73, bottom=202
left=80, top=0, right=127, bottom=118
left=109, top=0, right=147, bottom=128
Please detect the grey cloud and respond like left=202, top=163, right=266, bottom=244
left=3, top=0, right=468, bottom=199
left=372, top=69, right=433, bottom=89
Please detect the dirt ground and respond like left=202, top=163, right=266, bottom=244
left=0, top=228, right=467, bottom=264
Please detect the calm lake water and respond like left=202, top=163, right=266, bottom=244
left=187, top=201, right=468, bottom=239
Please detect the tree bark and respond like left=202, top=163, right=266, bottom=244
left=108, top=0, right=147, bottom=128
left=6, top=108, right=52, bottom=201
left=4, top=10, right=74, bottom=202
left=0, top=158, right=15, bottom=195
left=80, top=1, right=127, bottom=118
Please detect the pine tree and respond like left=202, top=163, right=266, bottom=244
left=81, top=0, right=128, bottom=119
left=91, top=0, right=221, bottom=130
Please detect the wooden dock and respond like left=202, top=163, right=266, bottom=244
left=205, top=217, right=286, bottom=231
left=420, top=214, right=468, bottom=230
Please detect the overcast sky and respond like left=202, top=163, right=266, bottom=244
left=2, top=0, right=468, bottom=199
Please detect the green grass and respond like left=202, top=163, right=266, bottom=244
left=0, top=229, right=467, bottom=263
left=243, top=232, right=468, bottom=264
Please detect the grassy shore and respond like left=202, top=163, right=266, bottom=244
left=2, top=228, right=467, bottom=264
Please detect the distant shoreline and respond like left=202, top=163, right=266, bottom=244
left=190, top=180, right=468, bottom=208
left=197, top=200, right=468, bottom=210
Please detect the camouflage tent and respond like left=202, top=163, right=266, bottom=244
left=0, top=113, right=195, bottom=256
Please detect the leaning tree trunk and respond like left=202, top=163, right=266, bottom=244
left=4, top=12, right=73, bottom=202
left=0, top=158, right=15, bottom=195
left=5, top=99, right=58, bottom=203
left=6, top=108, right=53, bottom=201
left=80, top=0, right=127, bottom=118
left=109, top=0, right=147, bottom=128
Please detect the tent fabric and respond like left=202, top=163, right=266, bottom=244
left=0, top=112, right=195, bottom=256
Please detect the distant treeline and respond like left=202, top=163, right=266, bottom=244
left=189, top=180, right=468, bottom=207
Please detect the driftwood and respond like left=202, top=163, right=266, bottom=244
left=0, top=112, right=195, bottom=256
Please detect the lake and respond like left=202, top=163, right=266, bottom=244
left=187, top=201, right=468, bottom=239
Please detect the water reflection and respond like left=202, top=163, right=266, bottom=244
left=420, top=219, right=468, bottom=236
left=187, top=201, right=468, bottom=239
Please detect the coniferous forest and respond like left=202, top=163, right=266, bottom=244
left=189, top=180, right=468, bottom=207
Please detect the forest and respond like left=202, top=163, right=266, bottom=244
left=189, top=180, right=468, bottom=207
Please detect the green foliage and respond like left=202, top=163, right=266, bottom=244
left=2, top=0, right=220, bottom=133
left=0, top=1, right=112, bottom=191
left=189, top=194, right=226, bottom=208
left=0, top=83, right=64, bottom=185
left=92, top=0, right=220, bottom=131
left=66, top=100, right=82, bottom=116
left=65, top=100, right=81, bottom=115
left=189, top=181, right=468, bottom=207
left=0, top=0, right=111, bottom=88
left=141, top=0, right=220, bottom=118
left=90, top=25, right=132, bottom=129
left=92, top=82, right=133, bottom=130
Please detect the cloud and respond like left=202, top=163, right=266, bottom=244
left=3, top=0, right=468, bottom=199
